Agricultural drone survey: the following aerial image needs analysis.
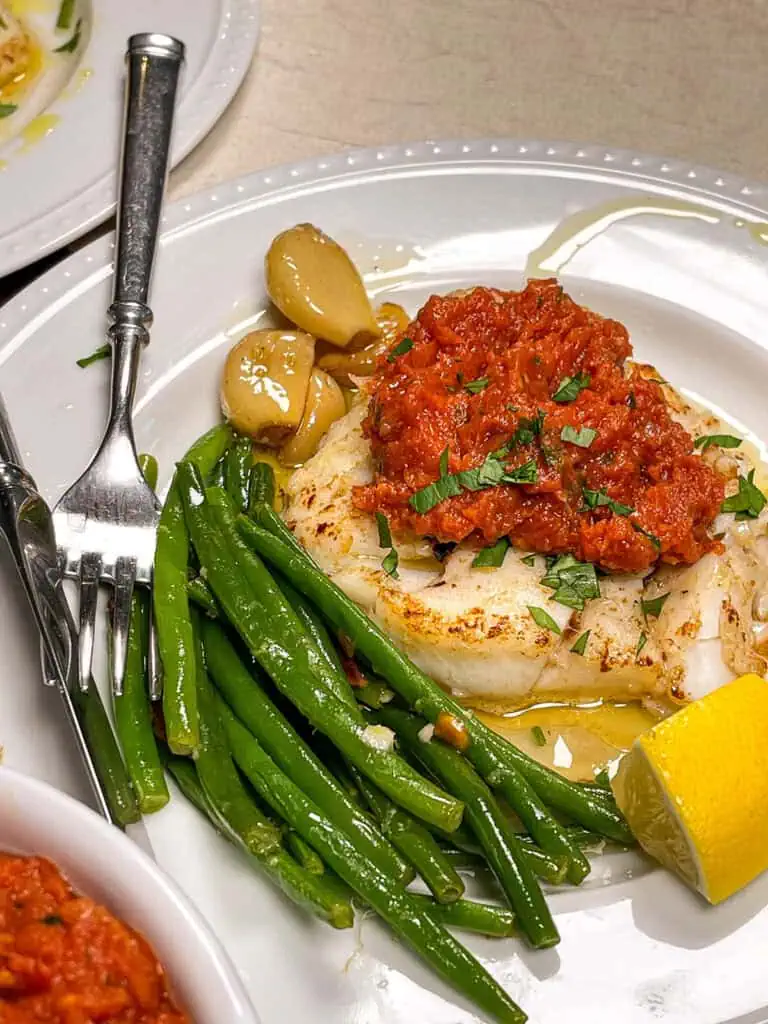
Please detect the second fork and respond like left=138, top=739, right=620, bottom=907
left=53, top=34, right=185, bottom=696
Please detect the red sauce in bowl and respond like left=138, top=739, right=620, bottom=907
left=354, top=280, right=725, bottom=574
left=0, top=853, right=189, bottom=1024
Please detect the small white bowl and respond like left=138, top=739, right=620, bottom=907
left=0, top=766, right=260, bottom=1024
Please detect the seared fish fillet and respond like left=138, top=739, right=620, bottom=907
left=0, top=7, right=30, bottom=91
left=285, top=383, right=768, bottom=706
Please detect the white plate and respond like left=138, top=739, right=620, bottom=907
left=0, top=766, right=260, bottom=1023
left=0, top=0, right=260, bottom=278
left=0, top=139, right=768, bottom=1024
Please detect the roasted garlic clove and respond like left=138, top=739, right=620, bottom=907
left=317, top=302, right=410, bottom=384
left=280, top=368, right=346, bottom=466
left=265, top=223, right=379, bottom=348
left=221, top=329, right=315, bottom=443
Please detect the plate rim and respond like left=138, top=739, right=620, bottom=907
left=0, top=0, right=261, bottom=279
left=1, top=134, right=767, bottom=342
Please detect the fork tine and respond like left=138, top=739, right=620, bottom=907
left=147, top=594, right=163, bottom=701
left=78, top=552, right=101, bottom=692
left=111, top=556, right=137, bottom=697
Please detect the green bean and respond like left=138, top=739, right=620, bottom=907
left=179, top=470, right=463, bottom=833
left=286, top=831, right=325, bottom=875
left=219, top=701, right=527, bottom=1024
left=164, top=750, right=211, bottom=819
left=113, top=592, right=169, bottom=812
left=156, top=425, right=232, bottom=754
left=225, top=436, right=253, bottom=512
left=349, top=766, right=464, bottom=904
left=194, top=623, right=353, bottom=928
left=72, top=682, right=140, bottom=826
left=248, top=462, right=276, bottom=513
left=409, top=895, right=517, bottom=938
left=187, top=575, right=219, bottom=617
left=275, top=572, right=357, bottom=710
left=379, top=708, right=559, bottom=949
left=354, top=674, right=396, bottom=710
left=201, top=617, right=412, bottom=884
left=248, top=497, right=305, bottom=555
left=208, top=455, right=227, bottom=489
left=239, top=520, right=633, bottom=845
left=438, top=834, right=569, bottom=886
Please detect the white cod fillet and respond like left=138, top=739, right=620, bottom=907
left=284, top=391, right=768, bottom=707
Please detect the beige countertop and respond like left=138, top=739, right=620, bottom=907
left=172, top=0, right=768, bottom=199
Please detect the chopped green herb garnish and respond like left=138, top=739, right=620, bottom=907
left=56, top=0, right=76, bottom=30
left=553, top=371, right=590, bottom=403
left=382, top=548, right=399, bottom=578
left=520, top=553, right=536, bottom=566
left=410, top=445, right=538, bottom=513
left=464, top=376, right=489, bottom=394
left=506, top=403, right=519, bottom=413
left=594, top=768, right=611, bottom=789
left=42, top=914, right=63, bottom=925
left=439, top=446, right=450, bottom=478
left=694, top=433, right=742, bottom=452
left=375, top=512, right=398, bottom=577
left=0, top=104, right=17, bottom=119
left=472, top=537, right=510, bottom=568
left=409, top=474, right=463, bottom=514
left=560, top=425, right=597, bottom=448
left=541, top=554, right=600, bottom=611
left=375, top=512, right=393, bottom=549
left=0, top=14, right=6, bottom=29
left=720, top=470, right=767, bottom=520
left=641, top=593, right=669, bottom=619
left=583, top=487, right=634, bottom=517
left=636, top=631, right=648, bottom=657
left=503, top=459, right=539, bottom=484
left=54, top=17, right=82, bottom=53
left=527, top=605, right=562, bottom=635
left=530, top=725, right=546, bottom=747
left=387, top=337, right=413, bottom=362
left=631, top=521, right=661, bottom=550
left=76, top=343, right=111, bottom=368
left=570, top=630, right=590, bottom=656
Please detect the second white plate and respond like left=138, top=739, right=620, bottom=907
left=0, top=0, right=260, bottom=278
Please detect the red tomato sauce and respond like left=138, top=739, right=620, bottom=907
left=0, top=854, right=189, bottom=1024
left=354, top=280, right=725, bottom=574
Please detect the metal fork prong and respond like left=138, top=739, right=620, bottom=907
left=147, top=597, right=162, bottom=702
left=78, top=553, right=101, bottom=692
left=111, top=556, right=137, bottom=697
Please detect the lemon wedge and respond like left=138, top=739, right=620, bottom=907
left=612, top=673, right=768, bottom=904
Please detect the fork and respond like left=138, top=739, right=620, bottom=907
left=53, top=34, right=185, bottom=697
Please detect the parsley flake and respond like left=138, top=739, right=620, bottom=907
left=464, top=377, right=489, bottom=394
left=0, top=104, right=18, bottom=119
left=636, top=631, right=648, bottom=657
left=553, top=371, right=590, bottom=403
left=720, top=470, right=767, bottom=520
left=631, top=521, right=661, bottom=550
left=375, top=512, right=399, bottom=578
left=531, top=725, right=547, bottom=747
left=641, top=593, right=669, bottom=619
left=472, top=537, right=510, bottom=568
left=387, top=337, right=413, bottom=362
left=541, top=554, right=600, bottom=611
left=560, top=425, right=597, bottom=448
left=583, top=487, right=634, bottom=517
left=527, top=605, right=562, bottom=635
left=382, top=549, right=399, bottom=578
left=76, top=344, right=111, bottom=369
left=570, top=630, right=590, bottom=656
left=694, top=433, right=741, bottom=452
left=520, top=553, right=537, bottom=566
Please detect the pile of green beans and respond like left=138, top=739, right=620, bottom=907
left=144, top=438, right=636, bottom=1024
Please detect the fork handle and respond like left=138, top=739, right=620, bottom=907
left=106, top=34, right=185, bottom=428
